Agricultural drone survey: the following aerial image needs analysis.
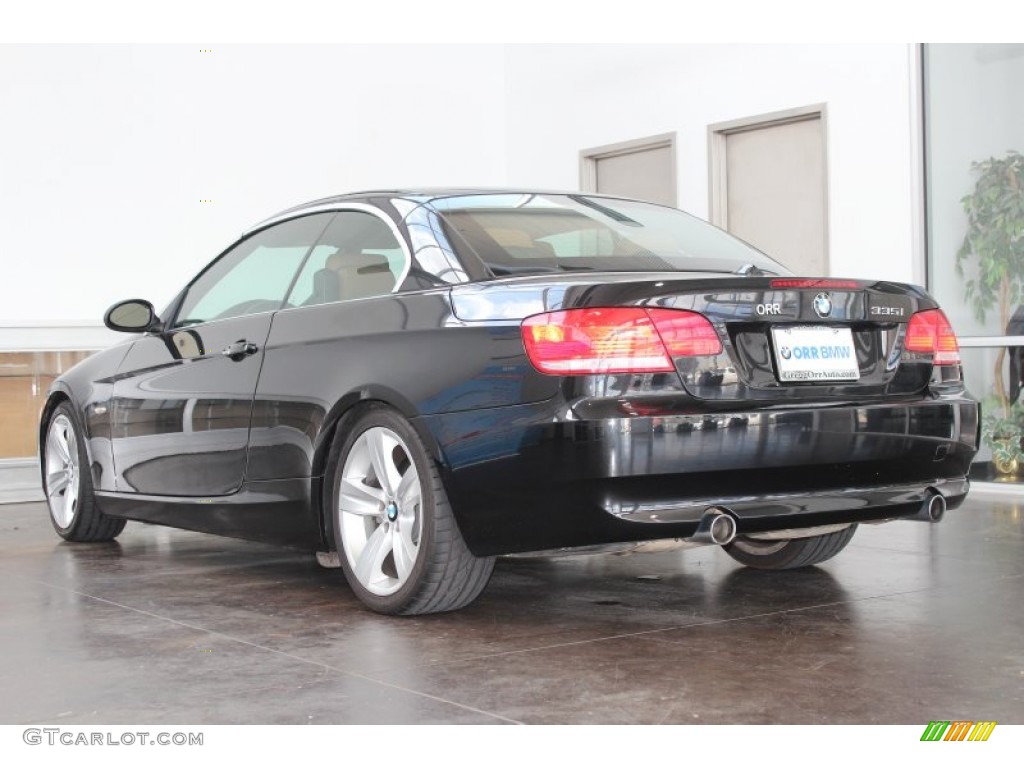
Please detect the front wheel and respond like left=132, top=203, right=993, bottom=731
left=723, top=525, right=857, bottom=570
left=43, top=403, right=126, bottom=542
left=327, top=405, right=495, bottom=615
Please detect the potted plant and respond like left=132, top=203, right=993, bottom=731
left=956, top=150, right=1024, bottom=472
left=980, top=398, right=1024, bottom=474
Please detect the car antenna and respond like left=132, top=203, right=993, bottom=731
left=735, top=263, right=768, bottom=276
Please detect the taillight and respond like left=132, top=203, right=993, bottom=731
left=522, top=307, right=722, bottom=375
left=905, top=309, right=961, bottom=365
left=646, top=308, right=723, bottom=357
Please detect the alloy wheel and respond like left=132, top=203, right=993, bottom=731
left=45, top=414, right=80, bottom=529
left=337, top=426, right=422, bottom=596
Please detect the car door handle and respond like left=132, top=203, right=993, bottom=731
left=221, top=340, right=258, bottom=361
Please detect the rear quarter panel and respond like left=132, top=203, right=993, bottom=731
left=247, top=289, right=557, bottom=481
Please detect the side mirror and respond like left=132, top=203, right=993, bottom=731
left=104, top=299, right=160, bottom=333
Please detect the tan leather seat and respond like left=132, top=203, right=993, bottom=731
left=322, top=250, right=396, bottom=301
left=486, top=228, right=558, bottom=260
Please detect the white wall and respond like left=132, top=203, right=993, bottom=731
left=0, top=44, right=925, bottom=350
left=0, top=44, right=508, bottom=348
left=503, top=44, right=918, bottom=284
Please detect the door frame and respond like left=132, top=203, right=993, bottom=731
left=707, top=104, right=829, bottom=266
left=579, top=132, right=677, bottom=203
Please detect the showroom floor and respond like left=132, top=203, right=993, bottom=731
left=1, top=494, right=1022, bottom=725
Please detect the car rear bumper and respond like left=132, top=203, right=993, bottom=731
left=602, top=477, right=970, bottom=526
left=418, top=396, right=979, bottom=556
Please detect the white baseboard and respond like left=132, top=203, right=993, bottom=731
left=0, top=459, right=44, bottom=504
left=969, top=481, right=1024, bottom=498
left=0, top=324, right=117, bottom=351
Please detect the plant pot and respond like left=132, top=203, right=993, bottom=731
left=993, top=453, right=1019, bottom=475
left=991, top=436, right=1021, bottom=475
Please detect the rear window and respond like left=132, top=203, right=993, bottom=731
left=429, top=193, right=786, bottom=277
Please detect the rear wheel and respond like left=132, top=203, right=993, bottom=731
left=328, top=405, right=495, bottom=615
left=723, top=525, right=857, bottom=570
left=43, top=403, right=126, bottom=542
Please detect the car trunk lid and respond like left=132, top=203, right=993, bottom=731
left=451, top=273, right=950, bottom=404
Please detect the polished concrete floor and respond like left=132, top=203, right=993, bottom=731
left=1, top=494, right=1022, bottom=725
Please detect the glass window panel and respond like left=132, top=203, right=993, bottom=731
left=925, top=44, right=1024, bottom=482
left=174, top=213, right=332, bottom=327
left=925, top=44, right=1024, bottom=339
left=430, top=193, right=784, bottom=277
left=287, top=211, right=404, bottom=307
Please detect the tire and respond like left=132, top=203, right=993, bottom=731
left=723, top=524, right=857, bottom=570
left=42, top=402, right=126, bottom=542
left=327, top=404, right=495, bottom=615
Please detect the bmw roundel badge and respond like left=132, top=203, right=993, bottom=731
left=813, top=292, right=833, bottom=319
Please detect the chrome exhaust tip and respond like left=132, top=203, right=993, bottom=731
left=690, top=508, right=738, bottom=546
left=912, top=490, right=946, bottom=523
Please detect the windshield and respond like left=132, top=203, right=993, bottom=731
left=428, top=193, right=787, bottom=278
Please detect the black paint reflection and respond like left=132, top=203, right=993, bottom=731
left=109, top=314, right=272, bottom=496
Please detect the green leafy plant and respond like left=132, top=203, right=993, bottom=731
left=981, top=397, right=1024, bottom=474
left=956, top=150, right=1024, bottom=420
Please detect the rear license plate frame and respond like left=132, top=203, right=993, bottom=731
left=770, top=325, right=860, bottom=383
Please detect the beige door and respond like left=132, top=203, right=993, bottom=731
left=710, top=107, right=828, bottom=275
left=581, top=133, right=676, bottom=206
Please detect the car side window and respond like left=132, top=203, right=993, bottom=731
left=286, top=211, right=406, bottom=307
left=173, top=214, right=333, bottom=327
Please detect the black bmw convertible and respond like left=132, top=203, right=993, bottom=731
left=39, top=190, right=979, bottom=614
